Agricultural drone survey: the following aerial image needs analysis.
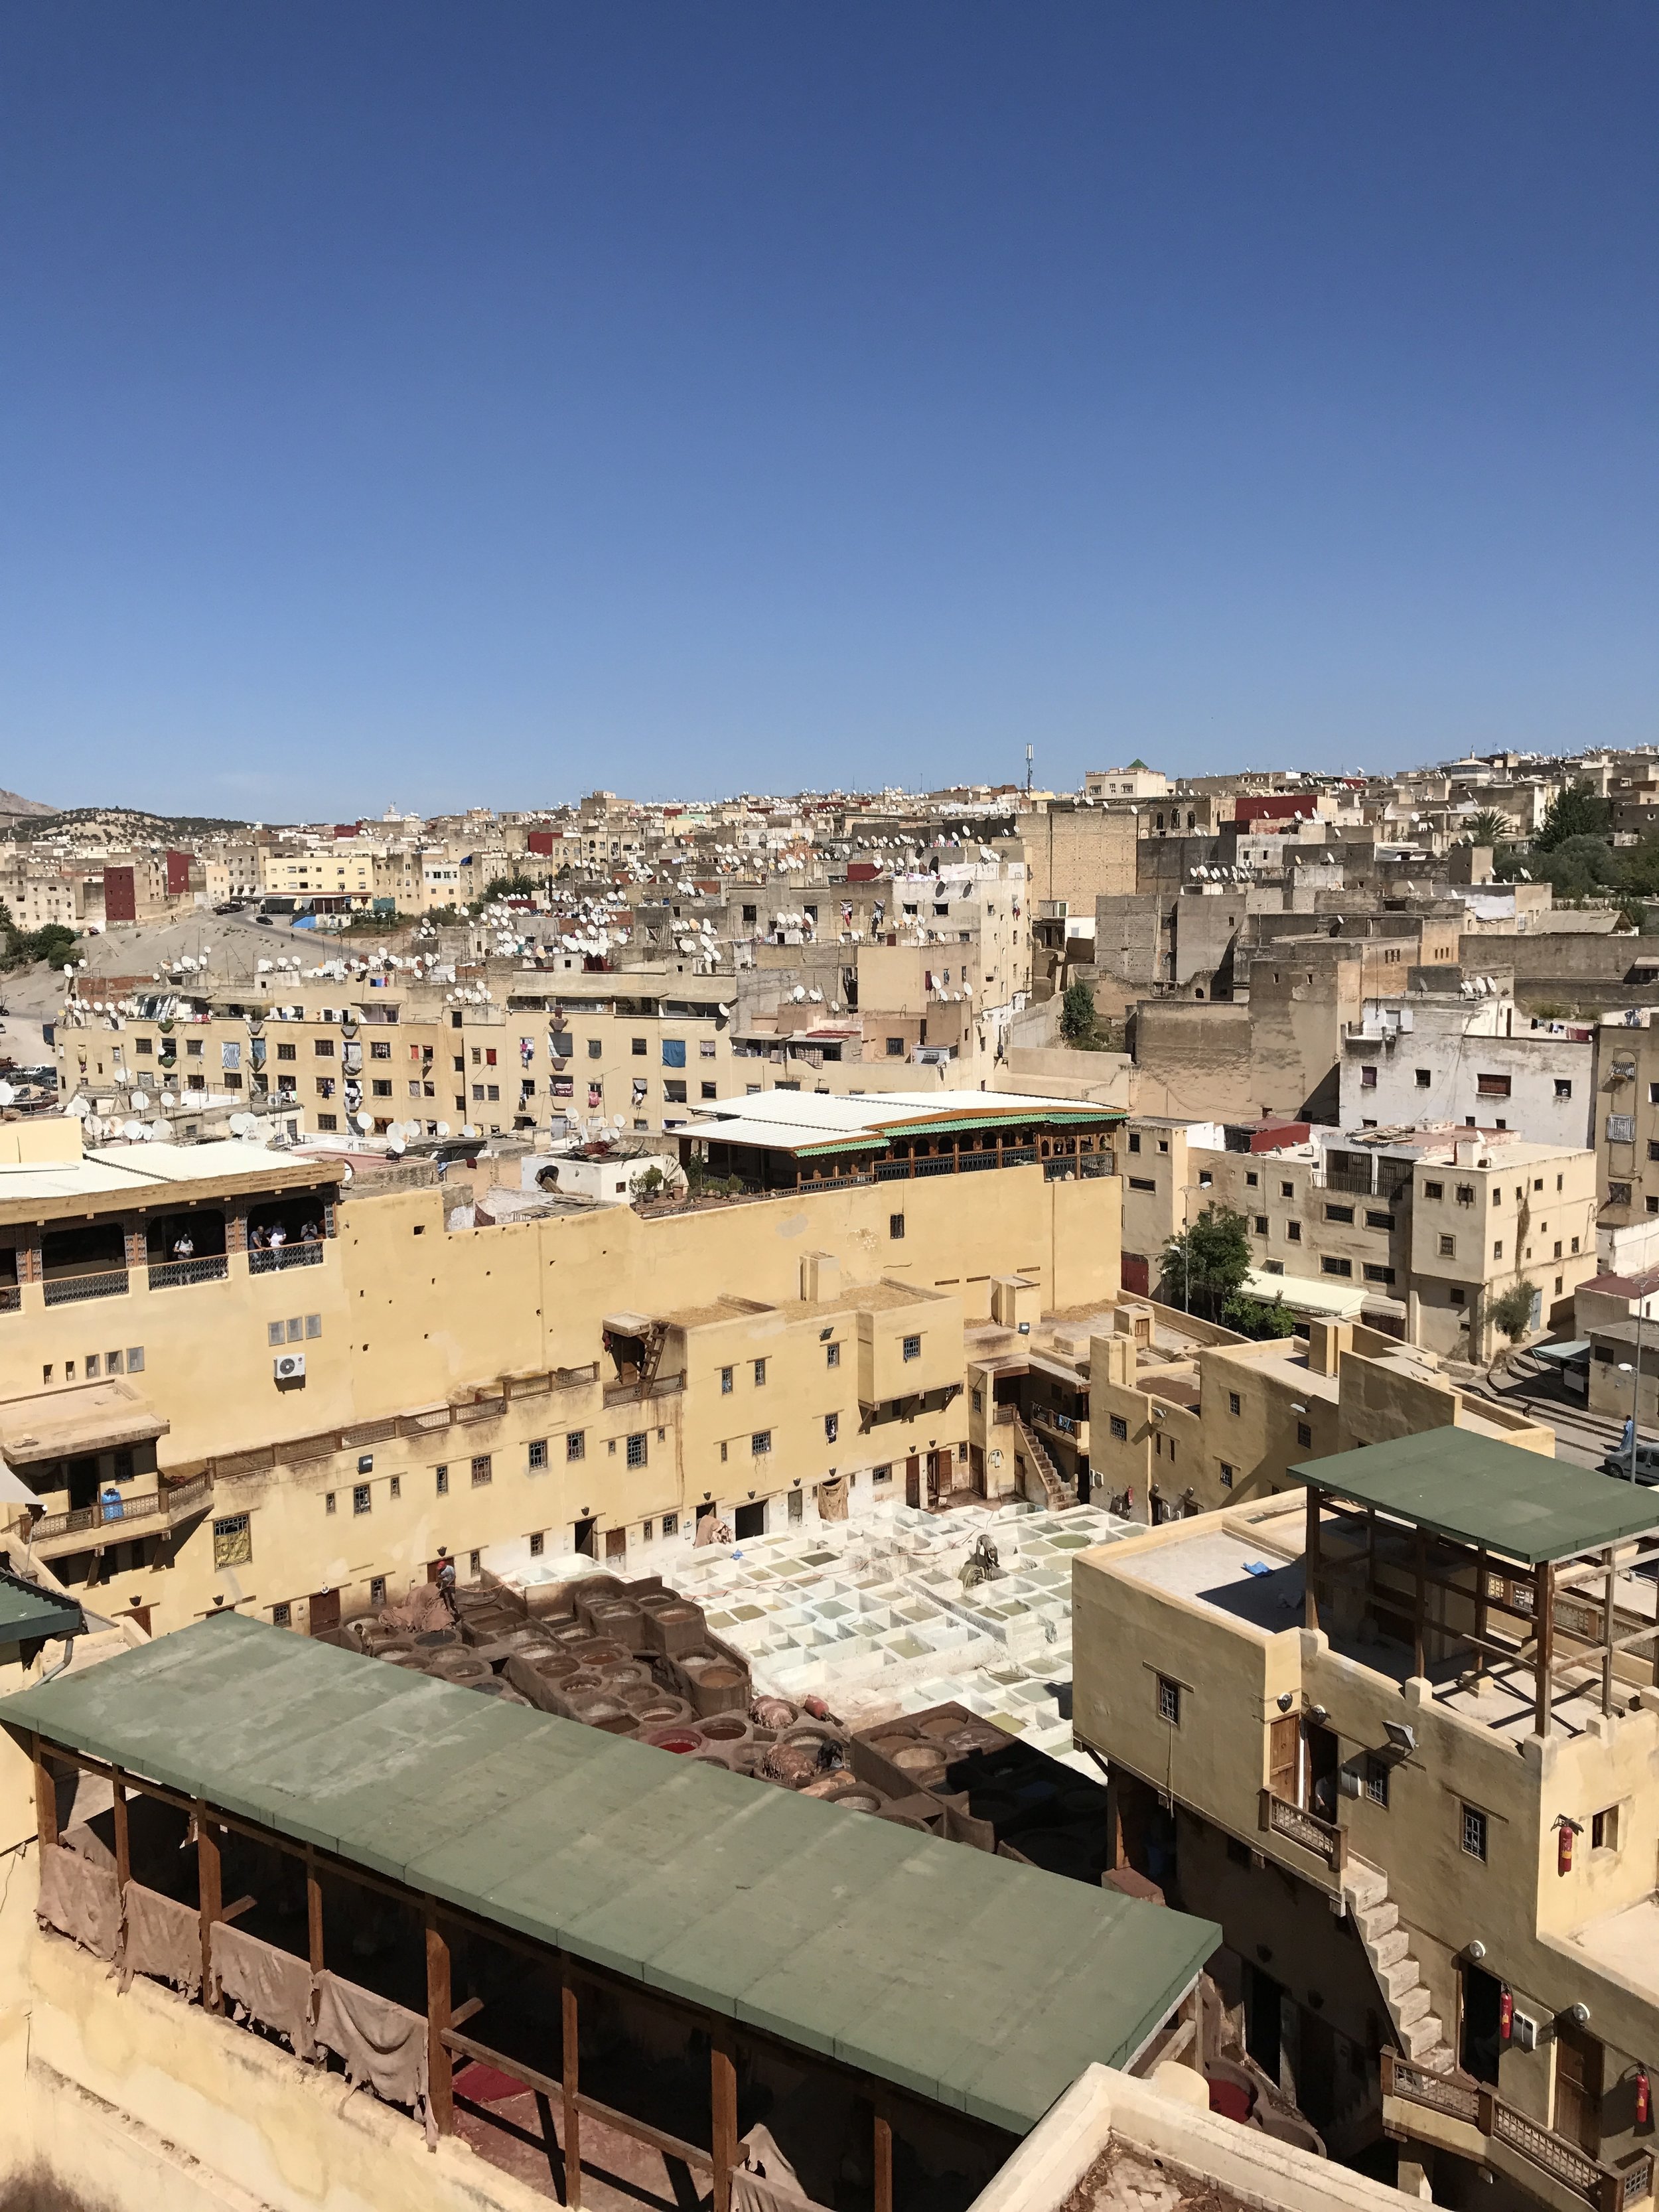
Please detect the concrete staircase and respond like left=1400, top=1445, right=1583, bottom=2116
left=1344, top=1856, right=1455, bottom=2074
left=1013, top=1414, right=1072, bottom=1512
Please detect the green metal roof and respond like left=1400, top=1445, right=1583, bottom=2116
left=0, top=1568, right=82, bottom=1645
left=1289, top=1430, right=1659, bottom=1567
left=0, top=1617, right=1217, bottom=2134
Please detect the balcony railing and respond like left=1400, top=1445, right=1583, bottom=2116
left=42, top=1268, right=129, bottom=1307
left=147, top=1254, right=231, bottom=1291
left=248, top=1241, right=325, bottom=1274
left=30, top=1474, right=214, bottom=1552
left=0, top=1284, right=19, bottom=1313
left=1259, top=1787, right=1346, bottom=1873
left=1382, top=2053, right=1653, bottom=2212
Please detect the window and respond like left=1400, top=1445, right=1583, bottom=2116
left=529, top=1532, right=544, bottom=1558
left=352, top=1484, right=371, bottom=1515
left=1128, top=1177, right=1157, bottom=1192
left=1609, top=1119, right=1636, bottom=1146
left=663, top=1512, right=678, bottom=1536
left=701, top=1082, right=717, bottom=1099
left=1456, top=1184, right=1475, bottom=1205
left=1477, top=1073, right=1512, bottom=1098
left=1439, top=1234, right=1457, bottom=1258
left=871, top=1467, right=891, bottom=1487
left=1449, top=1286, right=1466, bottom=1307
left=212, top=1514, right=252, bottom=1567
left=277, top=1042, right=296, bottom=1062
left=1423, top=1180, right=1443, bottom=1199
left=1127, top=1133, right=1141, bottom=1154
left=1228, top=1392, right=1241, bottom=1416
left=1363, top=1264, right=1396, bottom=1285
left=389, top=1474, right=401, bottom=1499
left=325, top=1492, right=336, bottom=1514
left=314, top=1039, right=335, bottom=1057
left=1219, top=1462, right=1234, bottom=1489
left=567, top=1430, right=585, bottom=1460
left=751, top=1430, right=772, bottom=1455
left=1415, top=1069, right=1431, bottom=1089
left=1287, top=1221, right=1301, bottom=1242
left=528, top=1438, right=547, bottom=1470
left=889, top=1213, right=905, bottom=1239
left=469, top=1552, right=480, bottom=1574
left=1556, top=1079, right=1573, bottom=1100
left=1254, top=1215, right=1268, bottom=1235
left=272, top=1602, right=291, bottom=1629
left=1156, top=1676, right=1181, bottom=1726
left=902, top=1333, right=922, bottom=1360
left=470, top=1454, right=492, bottom=1485
left=1296, top=1422, right=1313, bottom=1448
left=1246, top=1171, right=1259, bottom=1188
left=1365, top=1210, right=1394, bottom=1229
left=631, top=1037, right=646, bottom=1056
left=885, top=1037, right=905, bottom=1057
left=1360, top=1065, right=1378, bottom=1090
left=371, top=1080, right=392, bottom=1098
left=1109, top=1414, right=1127, bottom=1441
left=1325, top=1203, right=1354, bottom=1223
left=1611, top=1182, right=1633, bottom=1206
left=753, top=1358, right=767, bottom=1386
left=370, top=1040, right=391, bottom=1060
left=1280, top=1182, right=1294, bottom=1198
left=626, top=1433, right=647, bottom=1467
left=1365, top=1757, right=1390, bottom=1808
left=435, top=1465, right=449, bottom=1495
left=1593, top=1806, right=1621, bottom=1852
left=1321, top=1257, right=1353, bottom=1278
left=587, top=1038, right=602, bottom=1059
left=664, top=1081, right=687, bottom=1104
left=826, top=1341, right=840, bottom=1368
left=720, top=1365, right=733, bottom=1394
left=824, top=1412, right=838, bottom=1443
left=1492, top=1240, right=1503, bottom=1260
left=1461, top=1805, right=1488, bottom=1862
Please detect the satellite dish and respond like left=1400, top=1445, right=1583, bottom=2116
left=435, top=1120, right=451, bottom=1138
left=388, top=1135, right=405, bottom=1156
left=66, top=1096, right=90, bottom=1119
left=129, top=1090, right=150, bottom=1110
left=121, top=1118, right=145, bottom=1141
left=355, top=1110, right=373, bottom=1132
left=229, top=1112, right=257, bottom=1137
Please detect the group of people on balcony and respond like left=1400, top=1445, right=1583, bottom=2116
left=248, top=1218, right=322, bottom=1252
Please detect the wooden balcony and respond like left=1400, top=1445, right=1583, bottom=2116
left=1258, top=1787, right=1347, bottom=1874
left=1383, top=2051, right=1654, bottom=2212
left=29, top=1474, right=214, bottom=1560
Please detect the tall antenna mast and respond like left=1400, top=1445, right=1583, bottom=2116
left=1025, top=744, right=1033, bottom=796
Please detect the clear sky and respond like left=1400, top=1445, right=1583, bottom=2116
left=2, top=3, right=1654, bottom=817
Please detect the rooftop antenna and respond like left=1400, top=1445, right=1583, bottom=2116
left=1025, top=745, right=1033, bottom=796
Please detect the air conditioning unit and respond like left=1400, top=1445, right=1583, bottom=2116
left=274, top=1352, right=307, bottom=1383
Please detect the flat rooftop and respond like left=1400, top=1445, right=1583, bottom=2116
left=0, top=1614, right=1218, bottom=2135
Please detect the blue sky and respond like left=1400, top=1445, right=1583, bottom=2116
left=2, top=2, right=1654, bottom=816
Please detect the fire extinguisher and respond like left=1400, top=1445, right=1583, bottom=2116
left=1637, top=2069, right=1651, bottom=2128
left=1500, top=1988, right=1514, bottom=2045
left=1557, top=1817, right=1581, bottom=1875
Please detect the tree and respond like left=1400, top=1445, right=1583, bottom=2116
left=1534, top=780, right=1611, bottom=852
left=1489, top=1280, right=1538, bottom=1366
left=1161, top=1204, right=1252, bottom=1321
left=1465, top=810, right=1509, bottom=848
left=1059, top=979, right=1098, bottom=1047
left=1221, top=1291, right=1297, bottom=1341
left=1527, top=834, right=1616, bottom=902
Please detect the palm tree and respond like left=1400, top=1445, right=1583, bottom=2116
left=1465, top=809, right=1509, bottom=848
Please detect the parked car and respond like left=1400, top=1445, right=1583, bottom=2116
left=1598, top=1443, right=1659, bottom=1485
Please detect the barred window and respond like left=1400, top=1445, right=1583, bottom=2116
left=471, top=1454, right=492, bottom=1486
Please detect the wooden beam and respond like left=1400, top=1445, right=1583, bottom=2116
left=111, top=1769, right=130, bottom=1893
left=1474, top=1547, right=1488, bottom=1684
left=874, top=2108, right=893, bottom=2212
left=561, top=1976, right=581, bottom=2211
left=1602, top=1548, right=1617, bottom=1718
left=306, top=1851, right=325, bottom=1974
left=196, top=1801, right=223, bottom=2012
left=1413, top=1527, right=1426, bottom=1681
left=1305, top=1487, right=1321, bottom=1635
left=711, top=2030, right=738, bottom=2212
left=426, top=1916, right=453, bottom=2144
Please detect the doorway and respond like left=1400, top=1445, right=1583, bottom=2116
left=904, top=1455, right=921, bottom=1509
left=68, top=1456, right=100, bottom=1512
left=573, top=1516, right=597, bottom=1558
left=603, top=1528, right=626, bottom=1563
left=1304, top=1720, right=1340, bottom=1823
left=309, top=1589, right=340, bottom=1637
left=1555, top=2020, right=1603, bottom=2154
left=734, top=1501, right=766, bottom=1540
left=1246, top=1964, right=1284, bottom=2080
left=1460, top=1964, right=1504, bottom=2087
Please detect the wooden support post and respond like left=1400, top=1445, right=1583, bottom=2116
left=1475, top=1546, right=1489, bottom=1684
left=196, top=1801, right=222, bottom=2012
left=561, top=1976, right=581, bottom=2211
left=1602, top=1547, right=1617, bottom=1718
left=1413, top=1528, right=1427, bottom=1681
left=33, top=1737, right=58, bottom=1852
left=873, top=2106, right=894, bottom=2212
left=1536, top=1562, right=1555, bottom=1737
left=710, top=2029, right=738, bottom=2212
left=306, top=1852, right=325, bottom=1974
left=1305, top=1485, right=1321, bottom=1634
left=425, top=1914, right=453, bottom=2144
left=111, top=1769, right=130, bottom=1893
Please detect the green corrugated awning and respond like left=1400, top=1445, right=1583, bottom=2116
left=885, top=1112, right=1123, bottom=1136
left=0, top=1568, right=82, bottom=1645
left=1289, top=1430, right=1659, bottom=1566
left=0, top=1617, right=1217, bottom=2134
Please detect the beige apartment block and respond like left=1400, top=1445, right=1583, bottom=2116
left=1074, top=1429, right=1659, bottom=2203
left=0, top=1106, right=1120, bottom=1637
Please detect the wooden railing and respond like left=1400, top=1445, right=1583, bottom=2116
left=31, top=1474, right=214, bottom=1547
left=1259, top=1788, right=1346, bottom=1874
left=1383, top=2053, right=1654, bottom=2212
